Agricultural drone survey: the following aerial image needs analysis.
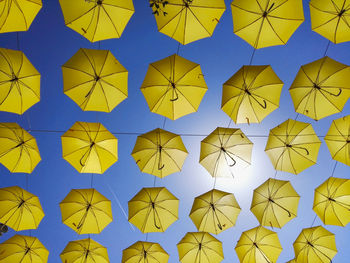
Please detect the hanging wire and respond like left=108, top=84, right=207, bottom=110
left=176, top=42, right=181, bottom=55
left=16, top=32, right=20, bottom=51
left=323, top=40, right=331, bottom=57
left=249, top=48, right=256, bottom=65
left=162, top=117, right=166, bottom=129
left=153, top=176, right=157, bottom=187
left=90, top=173, right=94, bottom=188
left=106, top=183, right=135, bottom=232
left=330, top=161, right=338, bottom=178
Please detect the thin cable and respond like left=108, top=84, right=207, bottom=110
left=16, top=32, right=20, bottom=51
left=106, top=183, right=135, bottom=232
left=176, top=42, right=181, bottom=55
left=90, top=173, right=93, bottom=188
left=330, top=161, right=338, bottom=177
left=311, top=214, right=318, bottom=227
left=162, top=117, right=166, bottom=129
left=323, top=40, right=331, bottom=57
left=153, top=176, right=156, bottom=187
left=249, top=48, right=256, bottom=65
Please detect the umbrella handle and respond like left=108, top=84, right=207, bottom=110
left=170, top=89, right=179, bottom=101
left=250, top=94, right=267, bottom=109
left=224, top=151, right=237, bottom=167
left=292, top=146, right=309, bottom=156
left=79, top=144, right=94, bottom=167
left=153, top=208, right=161, bottom=229
left=322, top=87, right=342, bottom=97
left=158, top=148, right=165, bottom=170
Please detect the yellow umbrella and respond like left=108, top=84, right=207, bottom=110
left=60, top=238, right=109, bottom=263
left=324, top=115, right=350, bottom=166
left=251, top=178, right=300, bottom=228
left=141, top=54, right=207, bottom=120
left=0, top=0, right=42, bottom=33
left=287, top=260, right=296, bottom=263
left=289, top=56, right=350, bottom=120
left=0, top=186, right=44, bottom=231
left=0, top=235, right=48, bottom=263
left=0, top=123, right=41, bottom=173
left=189, top=189, right=241, bottom=235
left=177, top=232, right=224, bottom=263
left=265, top=119, right=321, bottom=175
left=122, top=241, right=169, bottom=263
left=128, top=187, right=179, bottom=233
left=231, top=0, right=304, bottom=49
left=62, top=48, right=128, bottom=112
left=222, top=65, right=283, bottom=124
left=313, top=177, right=350, bottom=226
left=150, top=0, right=226, bottom=45
left=60, top=188, right=113, bottom=234
left=131, top=128, right=188, bottom=178
left=200, top=127, right=253, bottom=177
left=235, top=226, right=282, bottom=263
left=310, top=0, right=350, bottom=43
left=61, top=122, right=118, bottom=174
left=293, top=226, right=337, bottom=263
left=0, top=48, right=40, bottom=114
left=59, top=0, right=134, bottom=42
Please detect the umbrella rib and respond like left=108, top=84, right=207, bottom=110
left=97, top=50, right=110, bottom=77
left=162, top=150, right=182, bottom=170
left=102, top=2, right=134, bottom=11
left=175, top=64, right=201, bottom=84
left=318, top=67, right=348, bottom=85
left=100, top=75, right=128, bottom=96
left=188, top=7, right=211, bottom=36
left=265, top=16, right=286, bottom=44
left=81, top=49, right=98, bottom=77
left=101, top=5, right=121, bottom=37
left=64, top=79, right=95, bottom=92
left=65, top=6, right=96, bottom=25
left=157, top=5, right=186, bottom=32
left=62, top=65, right=95, bottom=78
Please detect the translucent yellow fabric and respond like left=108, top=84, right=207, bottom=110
left=62, top=48, right=128, bottom=112
left=151, top=0, right=226, bottom=45
left=0, top=0, right=42, bottom=33
left=60, top=238, right=109, bottom=263
left=287, top=260, right=296, bottom=263
left=293, top=226, right=337, bottom=263
left=313, top=177, right=350, bottom=226
left=189, top=189, right=241, bottom=235
left=0, top=48, right=40, bottom=114
left=200, top=127, right=253, bottom=178
left=251, top=178, right=300, bottom=228
left=222, top=65, right=283, bottom=124
left=131, top=128, right=188, bottom=178
left=122, top=241, right=169, bottom=263
left=0, top=235, right=48, bottom=263
left=177, top=232, right=224, bottom=263
left=141, top=54, right=207, bottom=120
left=61, top=122, right=118, bottom=174
left=235, top=226, right=282, bottom=263
left=289, top=56, right=350, bottom=120
left=325, top=115, right=350, bottom=166
left=0, top=186, right=44, bottom=231
left=231, top=0, right=304, bottom=49
left=0, top=123, right=41, bottom=173
left=60, top=188, right=113, bottom=235
left=265, top=119, right=321, bottom=175
left=59, top=0, right=134, bottom=42
left=310, top=0, right=350, bottom=43
left=128, top=187, right=179, bottom=233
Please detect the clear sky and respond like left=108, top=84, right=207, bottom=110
left=0, top=0, right=349, bottom=262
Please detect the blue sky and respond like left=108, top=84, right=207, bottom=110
left=0, top=0, right=349, bottom=262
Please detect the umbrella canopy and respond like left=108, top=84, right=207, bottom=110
left=0, top=123, right=41, bottom=174
left=221, top=65, right=283, bottom=124
left=59, top=188, right=113, bottom=234
left=128, top=187, right=179, bottom=233
left=60, top=238, right=109, bottom=263
left=251, top=178, right=300, bottom=228
left=235, top=226, right=282, bottom=263
left=58, top=0, right=134, bottom=42
left=293, top=226, right=337, bottom=263
left=287, top=260, right=296, bottom=263
left=141, top=54, right=207, bottom=120
left=310, top=0, right=350, bottom=43
left=289, top=56, right=350, bottom=120
left=0, top=186, right=44, bottom=231
left=177, top=232, right=224, bottom=263
left=0, top=48, right=40, bottom=114
left=150, top=0, right=226, bottom=45
left=265, top=119, right=321, bottom=175
left=324, top=115, right=350, bottom=166
left=199, top=127, right=253, bottom=178
left=189, top=189, right=241, bottom=235
left=131, top=128, right=188, bottom=178
left=231, top=0, right=304, bottom=49
left=0, top=235, right=48, bottom=263
left=0, top=0, right=42, bottom=33
left=62, top=48, right=128, bottom=112
left=122, top=241, right=169, bottom=263
left=313, top=177, right=350, bottom=226
left=61, top=122, right=118, bottom=174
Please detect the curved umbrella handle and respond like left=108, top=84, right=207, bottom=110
left=170, top=87, right=179, bottom=101
left=153, top=208, right=161, bottom=229
left=320, top=87, right=342, bottom=97
left=292, top=146, right=309, bottom=156
left=225, top=151, right=237, bottom=167
left=158, top=147, right=165, bottom=170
